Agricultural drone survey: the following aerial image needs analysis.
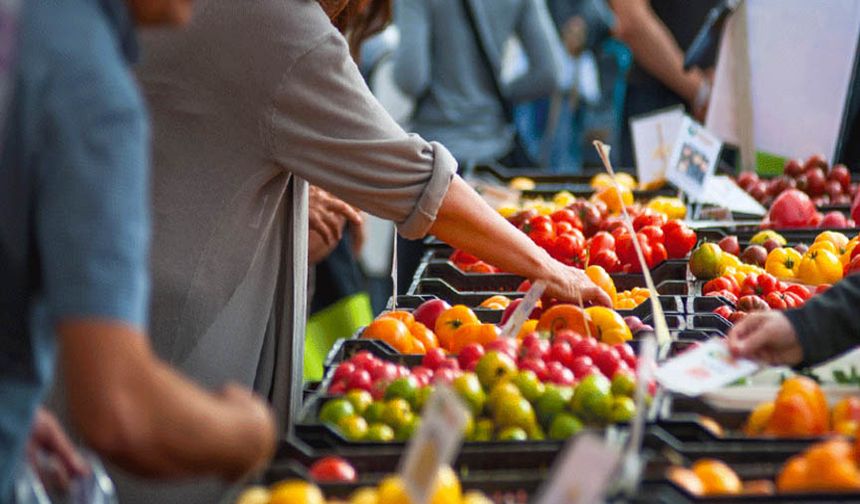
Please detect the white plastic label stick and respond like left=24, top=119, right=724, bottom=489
left=500, top=280, right=546, bottom=339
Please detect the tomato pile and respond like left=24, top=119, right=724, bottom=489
left=736, top=155, right=857, bottom=208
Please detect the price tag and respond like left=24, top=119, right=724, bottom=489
left=631, top=106, right=685, bottom=186
left=665, top=116, right=723, bottom=199
left=400, top=386, right=469, bottom=504
left=499, top=280, right=546, bottom=339
left=594, top=141, right=671, bottom=346
left=698, top=175, right=767, bottom=216
left=534, top=434, right=621, bottom=504
left=655, top=338, right=760, bottom=396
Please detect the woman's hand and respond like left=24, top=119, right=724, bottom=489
left=308, top=186, right=362, bottom=247
left=541, top=261, right=613, bottom=307
left=727, top=311, right=803, bottom=366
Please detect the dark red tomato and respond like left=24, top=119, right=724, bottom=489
left=555, top=221, right=575, bottom=236
left=705, top=289, right=738, bottom=305
left=588, top=231, right=615, bottom=259
left=633, top=211, right=668, bottom=231
left=662, top=220, right=697, bottom=259
left=309, top=456, right=357, bottom=482
left=639, top=225, right=665, bottom=245
left=649, top=242, right=668, bottom=268
left=601, top=216, right=627, bottom=234
left=551, top=208, right=583, bottom=230
left=713, top=305, right=734, bottom=320
left=552, top=233, right=586, bottom=265
left=846, top=255, right=860, bottom=276
left=523, top=215, right=556, bottom=249
left=589, top=249, right=621, bottom=272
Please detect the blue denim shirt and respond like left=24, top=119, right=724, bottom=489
left=0, top=0, right=148, bottom=497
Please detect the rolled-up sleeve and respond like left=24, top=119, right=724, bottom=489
left=267, top=31, right=456, bottom=239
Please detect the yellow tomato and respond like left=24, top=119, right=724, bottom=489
left=509, top=177, right=535, bottom=190
left=797, top=249, right=843, bottom=285
left=765, top=247, right=802, bottom=280
left=517, top=319, right=539, bottom=340
left=807, top=240, right=839, bottom=255
left=815, top=231, right=850, bottom=251
left=585, top=265, right=618, bottom=306
left=593, top=185, right=633, bottom=214
left=590, top=173, right=614, bottom=189
left=497, top=205, right=520, bottom=218
left=717, top=253, right=741, bottom=275
left=348, top=487, right=379, bottom=504
left=269, top=481, right=325, bottom=504
left=479, top=295, right=511, bottom=309
left=553, top=190, right=576, bottom=207
left=585, top=306, right=632, bottom=344
left=750, top=230, right=787, bottom=246
left=615, top=172, right=638, bottom=190
left=647, top=196, right=687, bottom=219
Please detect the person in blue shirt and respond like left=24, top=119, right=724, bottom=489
left=0, top=0, right=276, bottom=499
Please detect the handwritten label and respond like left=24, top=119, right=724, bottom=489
left=665, top=116, right=723, bottom=199
left=500, top=280, right=546, bottom=339
left=534, top=434, right=621, bottom=504
left=631, top=106, right=685, bottom=186
left=655, top=338, right=759, bottom=396
left=400, top=386, right=469, bottom=504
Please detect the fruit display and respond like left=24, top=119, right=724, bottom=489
left=318, top=326, right=650, bottom=443
left=734, top=155, right=857, bottom=209
left=237, top=465, right=492, bottom=504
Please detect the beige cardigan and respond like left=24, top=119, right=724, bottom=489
left=112, top=1, right=456, bottom=502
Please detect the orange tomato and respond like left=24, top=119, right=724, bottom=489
left=449, top=323, right=500, bottom=354
left=593, top=185, right=633, bottom=214
left=584, top=306, right=632, bottom=344
left=666, top=467, right=705, bottom=497
left=363, top=318, right=412, bottom=353
left=765, top=394, right=822, bottom=437
left=698, top=416, right=724, bottom=437
left=410, top=339, right=426, bottom=354
left=382, top=311, right=415, bottom=327
left=776, top=455, right=809, bottom=493
left=777, top=377, right=829, bottom=434
left=744, top=401, right=774, bottom=436
left=691, top=459, right=742, bottom=495
left=585, top=265, right=617, bottom=306
left=434, top=305, right=480, bottom=352
left=536, top=304, right=596, bottom=338
left=832, top=397, right=860, bottom=427
left=409, top=322, right=438, bottom=352
left=479, top=295, right=511, bottom=309
left=805, top=440, right=860, bottom=491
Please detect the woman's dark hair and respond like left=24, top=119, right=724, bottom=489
left=318, top=0, right=392, bottom=61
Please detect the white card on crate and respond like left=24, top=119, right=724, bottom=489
left=534, top=434, right=621, bottom=504
left=665, top=116, right=723, bottom=200
left=500, top=280, right=545, bottom=339
left=400, top=385, right=469, bottom=504
left=655, top=339, right=760, bottom=396
left=631, top=105, right=685, bottom=186
left=697, top=175, right=767, bottom=216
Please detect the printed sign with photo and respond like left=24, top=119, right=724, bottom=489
left=666, top=116, right=723, bottom=199
left=630, top=106, right=685, bottom=186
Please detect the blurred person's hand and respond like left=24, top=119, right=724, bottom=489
left=691, top=74, right=712, bottom=122
left=27, top=408, right=90, bottom=493
left=562, top=16, right=588, bottom=56
left=727, top=311, right=803, bottom=366
left=215, top=383, right=277, bottom=480
left=349, top=213, right=366, bottom=255
left=308, top=186, right=362, bottom=247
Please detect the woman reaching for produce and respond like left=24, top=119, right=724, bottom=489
left=108, top=1, right=608, bottom=502
left=728, top=275, right=860, bottom=367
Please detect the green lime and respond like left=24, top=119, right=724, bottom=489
left=536, top=385, right=568, bottom=427
left=319, top=398, right=355, bottom=427
left=345, top=389, right=373, bottom=415
left=363, top=401, right=386, bottom=423
left=571, top=374, right=612, bottom=423
left=469, top=418, right=494, bottom=442
left=453, top=373, right=487, bottom=417
left=493, top=396, right=536, bottom=431
left=384, top=377, right=419, bottom=408
left=610, top=372, right=636, bottom=398
left=609, top=396, right=637, bottom=423
left=487, top=382, right=521, bottom=415
left=414, top=385, right=434, bottom=413
left=337, top=414, right=369, bottom=440
left=511, top=370, right=545, bottom=402
left=395, top=415, right=420, bottom=441
left=548, top=413, right=583, bottom=440
left=496, top=426, right=528, bottom=441
left=365, top=422, right=395, bottom=442
left=381, top=398, right=413, bottom=429
left=475, top=351, right=517, bottom=391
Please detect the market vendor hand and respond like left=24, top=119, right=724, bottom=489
left=727, top=311, right=803, bottom=366
left=543, top=263, right=613, bottom=307
left=217, top=383, right=277, bottom=480
left=27, top=407, right=90, bottom=493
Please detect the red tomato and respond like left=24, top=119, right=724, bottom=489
left=523, top=215, right=556, bottom=249
left=617, top=232, right=653, bottom=273
left=551, top=208, right=583, bottom=230
left=309, top=456, right=357, bottom=482
left=649, top=242, right=668, bottom=268
left=713, top=305, right=734, bottom=320
left=765, top=291, right=788, bottom=310
left=450, top=249, right=479, bottom=266
left=590, top=249, right=621, bottom=272
left=639, top=225, right=665, bottom=245
left=555, top=221, right=575, bottom=236
left=815, top=283, right=832, bottom=294
left=662, top=220, right=697, bottom=259
left=633, top=211, right=668, bottom=231
left=783, top=291, right=804, bottom=308
left=611, top=225, right=630, bottom=240
left=785, top=284, right=812, bottom=301
left=846, top=255, right=860, bottom=276
left=551, top=233, right=586, bottom=267
left=588, top=231, right=615, bottom=259
left=740, top=273, right=780, bottom=297
left=705, top=289, right=738, bottom=305
left=767, top=189, right=817, bottom=228
left=703, top=276, right=740, bottom=296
